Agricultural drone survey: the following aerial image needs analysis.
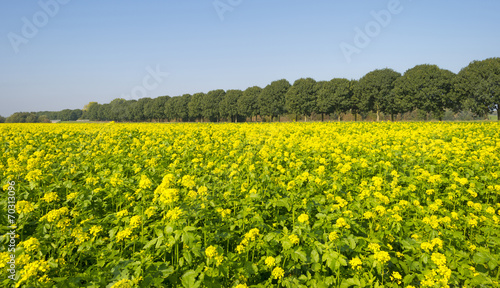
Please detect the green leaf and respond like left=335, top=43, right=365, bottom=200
left=294, top=249, right=308, bottom=262
left=143, top=238, right=158, bottom=249
left=311, top=249, right=320, bottom=263
left=473, top=252, right=490, bottom=264
left=181, top=270, right=201, bottom=288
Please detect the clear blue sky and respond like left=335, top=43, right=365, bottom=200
left=1, top=0, right=499, bottom=117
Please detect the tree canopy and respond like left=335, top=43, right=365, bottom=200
left=4, top=59, right=499, bottom=123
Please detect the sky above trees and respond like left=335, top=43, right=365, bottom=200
left=1, top=0, right=499, bottom=117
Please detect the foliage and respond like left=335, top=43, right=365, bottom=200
left=285, top=78, right=318, bottom=120
left=355, top=69, right=401, bottom=121
left=1, top=122, right=500, bottom=287
left=454, top=58, right=500, bottom=119
left=317, top=78, right=353, bottom=121
left=393, top=65, right=455, bottom=120
left=259, top=79, right=291, bottom=120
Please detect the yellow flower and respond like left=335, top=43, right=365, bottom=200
left=374, top=251, right=390, bottom=264
left=235, top=284, right=248, bottom=288
left=468, top=218, right=478, bottom=227
left=216, top=208, right=232, bottom=218
left=0, top=252, right=11, bottom=268
left=165, top=207, right=183, bottom=221
left=215, top=254, right=224, bottom=266
left=21, top=237, right=40, bottom=252
left=42, top=192, right=59, bottom=203
left=363, top=211, right=374, bottom=219
left=420, top=242, right=434, bottom=252
left=16, top=200, right=35, bottom=214
left=368, top=243, right=380, bottom=252
left=138, top=175, right=152, bottom=189
left=181, top=175, right=196, bottom=188
left=205, top=245, right=217, bottom=258
left=349, top=257, right=362, bottom=270
left=18, top=260, right=50, bottom=285
left=110, top=279, right=133, bottom=288
left=66, top=192, right=78, bottom=201
left=265, top=256, right=276, bottom=268
left=116, top=209, right=129, bottom=218
left=390, top=271, right=402, bottom=284
left=42, top=207, right=69, bottom=223
left=144, top=207, right=157, bottom=219
left=115, top=228, right=133, bottom=242
left=374, top=206, right=386, bottom=216
left=198, top=186, right=208, bottom=196
left=289, top=234, right=300, bottom=245
left=297, top=213, right=309, bottom=224
left=72, top=227, right=90, bottom=245
left=271, top=267, right=285, bottom=279
left=328, top=231, right=339, bottom=241
left=89, top=225, right=103, bottom=237
left=335, top=217, right=350, bottom=229
left=431, top=252, right=447, bottom=266
left=129, top=215, right=142, bottom=228
left=236, top=244, right=246, bottom=254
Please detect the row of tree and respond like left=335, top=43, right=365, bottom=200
left=4, top=58, right=499, bottom=123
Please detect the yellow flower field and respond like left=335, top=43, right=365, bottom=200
left=1, top=122, right=499, bottom=287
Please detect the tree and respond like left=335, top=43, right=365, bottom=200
left=202, top=90, right=225, bottom=122
left=176, top=94, right=191, bottom=122
left=188, top=93, right=205, bottom=122
left=87, top=102, right=101, bottom=121
left=454, top=58, right=500, bottom=120
left=286, top=78, right=318, bottom=121
left=238, top=86, right=261, bottom=121
left=70, top=109, right=83, bottom=121
left=0, top=115, right=5, bottom=123
left=145, top=96, right=170, bottom=121
left=393, top=65, right=455, bottom=120
left=317, top=78, right=353, bottom=121
left=38, top=115, right=50, bottom=123
left=355, top=69, right=401, bottom=121
left=82, top=102, right=98, bottom=119
left=220, top=89, right=242, bottom=122
left=100, top=104, right=112, bottom=121
left=109, top=98, right=127, bottom=121
left=259, top=79, right=291, bottom=121
left=349, top=80, right=360, bottom=121
left=6, top=112, right=39, bottom=123
left=130, top=98, right=151, bottom=122
left=59, top=109, right=73, bottom=121
left=166, top=94, right=191, bottom=122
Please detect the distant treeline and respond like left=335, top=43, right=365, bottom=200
left=3, top=58, right=499, bottom=123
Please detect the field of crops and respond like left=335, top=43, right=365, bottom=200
left=1, top=122, right=499, bottom=287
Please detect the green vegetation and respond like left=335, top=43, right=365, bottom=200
left=4, top=58, right=500, bottom=123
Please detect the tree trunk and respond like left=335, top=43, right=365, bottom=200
left=376, top=110, right=380, bottom=122
left=354, top=113, right=357, bottom=122
left=321, top=113, right=324, bottom=122
left=391, top=114, right=394, bottom=122
left=295, top=115, right=298, bottom=122
left=304, top=115, right=307, bottom=122
left=338, top=114, right=341, bottom=122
